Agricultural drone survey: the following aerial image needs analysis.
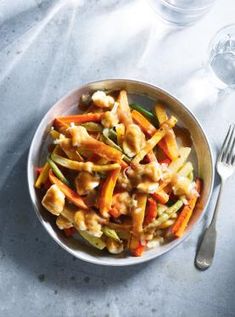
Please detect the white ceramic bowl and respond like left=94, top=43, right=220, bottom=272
left=27, top=79, right=214, bottom=266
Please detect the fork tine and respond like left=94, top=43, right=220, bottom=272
left=224, top=124, right=235, bottom=163
left=227, top=127, right=235, bottom=164
left=218, top=124, right=233, bottom=161
left=232, top=155, right=235, bottom=165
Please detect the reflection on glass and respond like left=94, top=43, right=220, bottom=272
left=148, top=0, right=216, bottom=26
left=208, top=24, right=235, bottom=89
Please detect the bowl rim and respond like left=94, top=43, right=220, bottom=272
left=27, top=78, right=214, bottom=266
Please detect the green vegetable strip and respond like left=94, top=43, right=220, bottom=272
left=145, top=200, right=184, bottom=230
left=102, top=129, right=123, bottom=152
left=47, top=157, right=70, bottom=186
left=102, top=129, right=131, bottom=163
left=130, top=103, right=155, bottom=122
left=102, top=226, right=121, bottom=242
left=81, top=122, right=103, bottom=132
left=109, top=129, right=117, bottom=142
left=79, top=231, right=106, bottom=250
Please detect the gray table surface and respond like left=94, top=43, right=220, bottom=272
left=1, top=1, right=235, bottom=316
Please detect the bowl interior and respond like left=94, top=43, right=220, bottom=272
left=27, top=79, right=214, bottom=266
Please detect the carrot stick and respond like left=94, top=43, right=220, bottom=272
left=35, top=162, right=50, bottom=188
left=152, top=190, right=169, bottom=204
left=98, top=167, right=121, bottom=218
left=145, top=150, right=157, bottom=163
left=53, top=118, right=69, bottom=134
left=57, top=113, right=103, bottom=124
left=131, top=116, right=177, bottom=165
left=78, top=137, right=123, bottom=163
left=131, top=110, right=156, bottom=137
left=155, top=103, right=179, bottom=160
left=49, top=170, right=88, bottom=210
left=132, top=193, right=147, bottom=235
left=117, top=90, right=133, bottom=126
left=158, top=130, right=179, bottom=161
left=129, top=235, right=146, bottom=256
left=171, top=179, right=201, bottom=238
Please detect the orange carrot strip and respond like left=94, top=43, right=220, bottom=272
left=158, top=138, right=172, bottom=160
left=131, top=116, right=177, bottom=165
left=155, top=103, right=179, bottom=160
left=144, top=198, right=158, bottom=225
left=35, top=162, right=50, bottom=188
left=131, top=110, right=156, bottom=137
left=171, top=179, right=201, bottom=238
left=129, top=236, right=146, bottom=257
left=158, top=131, right=179, bottom=161
left=152, top=190, right=169, bottom=204
left=49, top=170, right=88, bottom=210
left=117, top=90, right=133, bottom=126
left=53, top=118, right=69, bottom=134
left=132, top=193, right=148, bottom=235
left=99, top=167, right=121, bottom=218
left=158, top=158, right=171, bottom=165
left=81, top=139, right=123, bottom=162
left=109, top=207, right=121, bottom=218
left=57, top=113, right=103, bottom=124
left=145, top=150, right=157, bottom=163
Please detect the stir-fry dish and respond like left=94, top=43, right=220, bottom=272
left=35, top=90, right=201, bottom=257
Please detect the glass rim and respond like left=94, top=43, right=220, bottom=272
left=154, top=0, right=216, bottom=12
left=210, top=23, right=235, bottom=41
left=208, top=23, right=235, bottom=56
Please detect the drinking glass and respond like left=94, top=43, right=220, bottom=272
left=148, top=0, right=216, bottom=26
left=208, top=24, right=235, bottom=89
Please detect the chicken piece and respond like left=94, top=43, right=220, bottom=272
left=74, top=210, right=87, bottom=231
left=126, top=162, right=163, bottom=191
left=122, top=124, right=146, bottom=157
left=85, top=211, right=103, bottom=237
left=59, top=138, right=83, bottom=161
left=84, top=189, right=98, bottom=208
left=91, top=91, right=115, bottom=109
left=137, top=182, right=159, bottom=194
left=68, top=126, right=90, bottom=146
left=111, top=192, right=133, bottom=215
left=74, top=210, right=103, bottom=237
left=42, top=184, right=65, bottom=216
left=101, top=111, right=119, bottom=128
left=106, top=238, right=124, bottom=254
left=75, top=172, right=100, bottom=196
left=171, top=175, right=197, bottom=198
left=56, top=215, right=73, bottom=230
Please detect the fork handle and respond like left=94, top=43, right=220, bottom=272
left=195, top=183, right=224, bottom=270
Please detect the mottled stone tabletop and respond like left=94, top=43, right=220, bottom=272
left=1, top=0, right=235, bottom=316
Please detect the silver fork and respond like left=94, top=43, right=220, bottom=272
left=195, top=124, right=235, bottom=270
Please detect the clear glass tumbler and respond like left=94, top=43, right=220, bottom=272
left=148, top=0, right=216, bottom=26
left=208, top=24, right=235, bottom=89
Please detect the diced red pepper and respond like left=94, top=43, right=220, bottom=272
left=64, top=227, right=76, bottom=237
left=36, top=167, right=43, bottom=175
left=130, top=239, right=146, bottom=257
left=152, top=190, right=169, bottom=204
left=109, top=207, right=121, bottom=218
left=144, top=198, right=157, bottom=225
left=43, top=178, right=52, bottom=191
left=158, top=158, right=171, bottom=165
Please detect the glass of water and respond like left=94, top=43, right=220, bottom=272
left=148, top=0, right=216, bottom=26
left=208, top=24, right=235, bottom=89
